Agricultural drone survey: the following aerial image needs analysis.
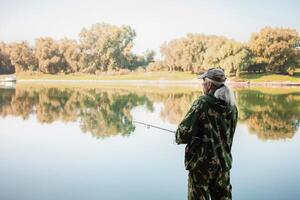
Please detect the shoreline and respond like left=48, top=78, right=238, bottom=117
left=15, top=79, right=300, bottom=86
left=2, top=71, right=300, bottom=86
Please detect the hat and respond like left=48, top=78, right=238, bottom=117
left=198, top=67, right=226, bottom=82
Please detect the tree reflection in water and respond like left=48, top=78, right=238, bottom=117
left=0, top=87, right=299, bottom=140
left=0, top=88, right=153, bottom=138
left=237, top=89, right=300, bottom=140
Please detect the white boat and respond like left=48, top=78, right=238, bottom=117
left=0, top=75, right=17, bottom=82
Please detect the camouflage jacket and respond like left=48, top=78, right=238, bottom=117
left=175, top=94, right=238, bottom=172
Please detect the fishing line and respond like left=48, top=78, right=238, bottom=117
left=133, top=120, right=176, bottom=134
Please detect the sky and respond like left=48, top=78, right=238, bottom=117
left=0, top=0, right=299, bottom=55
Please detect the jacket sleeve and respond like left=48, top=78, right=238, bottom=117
left=175, top=99, right=202, bottom=144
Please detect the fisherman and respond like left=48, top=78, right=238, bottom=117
left=175, top=67, right=238, bottom=200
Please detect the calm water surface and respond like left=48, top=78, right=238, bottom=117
left=0, top=85, right=299, bottom=200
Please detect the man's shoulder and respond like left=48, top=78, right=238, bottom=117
left=191, top=95, right=210, bottom=110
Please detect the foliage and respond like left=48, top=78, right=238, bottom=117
left=0, top=23, right=155, bottom=75
left=35, top=37, right=65, bottom=74
left=0, top=42, right=14, bottom=74
left=79, top=23, right=136, bottom=71
left=146, top=61, right=167, bottom=71
left=8, top=41, right=37, bottom=72
left=160, top=34, right=252, bottom=75
left=249, top=27, right=300, bottom=74
left=58, top=38, right=81, bottom=73
left=1, top=24, right=300, bottom=78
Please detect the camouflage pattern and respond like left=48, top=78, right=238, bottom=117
left=188, top=167, right=232, bottom=200
left=176, top=94, right=238, bottom=200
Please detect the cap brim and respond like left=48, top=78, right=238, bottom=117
left=197, top=73, right=206, bottom=79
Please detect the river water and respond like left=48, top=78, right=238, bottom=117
left=0, top=85, right=299, bottom=200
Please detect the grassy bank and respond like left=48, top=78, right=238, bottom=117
left=2, top=69, right=300, bottom=82
left=15, top=82, right=300, bottom=96
left=15, top=71, right=196, bottom=81
left=233, top=69, right=300, bottom=82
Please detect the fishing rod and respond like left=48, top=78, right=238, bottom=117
left=133, top=120, right=176, bottom=134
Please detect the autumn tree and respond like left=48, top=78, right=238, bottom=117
left=161, top=39, right=185, bottom=71
left=3, top=23, right=300, bottom=76
left=8, top=41, right=37, bottom=72
left=147, top=60, right=166, bottom=71
left=249, top=27, right=300, bottom=75
left=58, top=38, right=81, bottom=73
left=0, top=42, right=14, bottom=74
left=35, top=37, right=65, bottom=74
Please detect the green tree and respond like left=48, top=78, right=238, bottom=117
left=143, top=50, right=155, bottom=64
left=160, top=34, right=252, bottom=75
left=79, top=23, right=136, bottom=72
left=219, top=43, right=252, bottom=76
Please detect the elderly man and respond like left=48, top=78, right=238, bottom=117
left=175, top=68, right=238, bottom=200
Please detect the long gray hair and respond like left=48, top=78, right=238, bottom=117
left=205, top=78, right=236, bottom=106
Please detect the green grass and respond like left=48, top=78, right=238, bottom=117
left=16, top=71, right=196, bottom=81
left=5, top=69, right=300, bottom=83
left=235, top=86, right=300, bottom=94
left=234, top=69, right=300, bottom=82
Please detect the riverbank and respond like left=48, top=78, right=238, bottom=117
left=14, top=71, right=196, bottom=81
left=15, top=79, right=300, bottom=86
left=1, top=71, right=300, bottom=86
left=10, top=81, right=300, bottom=95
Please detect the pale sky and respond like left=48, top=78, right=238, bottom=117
left=0, top=0, right=299, bottom=55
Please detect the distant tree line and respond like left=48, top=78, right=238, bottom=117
left=0, top=24, right=299, bottom=76
left=0, top=23, right=155, bottom=74
left=150, top=27, right=300, bottom=76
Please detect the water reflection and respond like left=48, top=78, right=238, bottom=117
left=237, top=89, right=300, bottom=140
left=0, top=86, right=299, bottom=140
left=0, top=87, right=153, bottom=138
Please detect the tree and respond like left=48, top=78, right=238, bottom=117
left=58, top=38, right=81, bottom=73
left=160, top=34, right=252, bottom=75
left=35, top=37, right=65, bottom=74
left=249, top=27, right=300, bottom=75
left=160, top=38, right=186, bottom=71
left=219, top=43, right=252, bottom=76
left=0, top=42, right=14, bottom=74
left=8, top=41, right=37, bottom=72
left=79, top=23, right=136, bottom=72
left=125, top=50, right=156, bottom=70
left=143, top=50, right=156, bottom=63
